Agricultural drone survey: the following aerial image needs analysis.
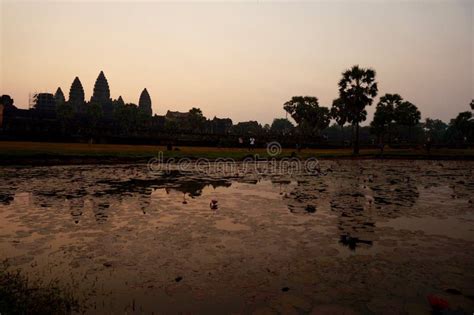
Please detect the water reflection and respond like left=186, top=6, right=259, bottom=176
left=0, top=162, right=473, bottom=313
left=0, top=192, right=14, bottom=205
left=0, top=161, right=472, bottom=248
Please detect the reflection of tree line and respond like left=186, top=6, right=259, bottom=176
left=336, top=173, right=419, bottom=250
left=286, top=170, right=420, bottom=251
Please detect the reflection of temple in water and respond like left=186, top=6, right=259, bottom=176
left=23, top=176, right=233, bottom=224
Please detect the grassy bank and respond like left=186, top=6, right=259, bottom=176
left=0, top=141, right=473, bottom=165
left=0, top=262, right=79, bottom=314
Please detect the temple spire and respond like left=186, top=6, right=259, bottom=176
left=91, top=71, right=110, bottom=104
left=54, top=87, right=65, bottom=105
left=117, top=96, right=125, bottom=107
left=138, top=88, right=152, bottom=116
left=69, top=77, right=85, bottom=109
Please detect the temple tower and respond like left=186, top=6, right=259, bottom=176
left=138, top=88, right=152, bottom=116
left=69, top=77, right=85, bottom=110
left=91, top=71, right=110, bottom=104
left=54, top=87, right=65, bottom=105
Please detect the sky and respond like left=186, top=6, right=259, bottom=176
left=1, top=0, right=472, bottom=125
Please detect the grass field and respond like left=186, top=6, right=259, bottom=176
left=0, top=141, right=473, bottom=164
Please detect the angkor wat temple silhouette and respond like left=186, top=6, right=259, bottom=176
left=0, top=71, right=235, bottom=142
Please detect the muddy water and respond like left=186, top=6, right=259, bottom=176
left=0, top=160, right=473, bottom=314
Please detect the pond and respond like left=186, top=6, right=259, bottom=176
left=0, top=160, right=473, bottom=314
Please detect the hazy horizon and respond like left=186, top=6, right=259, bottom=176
left=1, top=0, right=472, bottom=125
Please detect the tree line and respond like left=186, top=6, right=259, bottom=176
left=1, top=65, right=473, bottom=152
left=280, top=65, right=474, bottom=154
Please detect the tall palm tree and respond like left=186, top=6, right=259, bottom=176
left=338, top=65, right=378, bottom=154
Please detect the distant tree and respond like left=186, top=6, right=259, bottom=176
left=164, top=119, right=179, bottom=134
left=423, top=118, right=447, bottom=144
left=187, top=107, right=206, bottom=133
left=446, top=111, right=474, bottom=143
left=393, top=101, right=421, bottom=142
left=231, top=121, right=263, bottom=136
left=0, top=95, right=13, bottom=106
left=470, top=99, right=474, bottom=110
left=114, top=103, right=137, bottom=135
left=263, top=124, right=271, bottom=134
left=370, top=94, right=402, bottom=144
left=86, top=102, right=103, bottom=137
left=56, top=102, right=74, bottom=135
left=208, top=117, right=233, bottom=134
left=338, top=65, right=378, bottom=154
left=330, top=98, right=349, bottom=145
left=270, top=118, right=294, bottom=135
left=283, top=96, right=330, bottom=137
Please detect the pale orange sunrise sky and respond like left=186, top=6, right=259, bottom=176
left=1, top=0, right=473, bottom=125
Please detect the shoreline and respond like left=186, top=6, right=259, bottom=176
left=1, top=153, right=474, bottom=166
left=1, top=141, right=473, bottom=166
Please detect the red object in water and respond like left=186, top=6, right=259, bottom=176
left=210, top=199, right=218, bottom=210
left=427, top=294, right=449, bottom=310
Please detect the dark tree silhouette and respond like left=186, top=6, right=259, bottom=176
left=338, top=65, right=378, bottom=154
left=86, top=102, right=103, bottom=138
left=447, top=111, right=474, bottom=143
left=187, top=107, right=206, bottom=133
left=423, top=118, right=447, bottom=144
left=393, top=101, right=421, bottom=142
left=330, top=98, right=348, bottom=145
left=270, top=118, right=294, bottom=135
left=370, top=93, right=402, bottom=145
left=231, top=121, right=263, bottom=135
left=283, top=96, right=330, bottom=139
left=56, top=102, right=74, bottom=135
left=263, top=123, right=271, bottom=133
left=470, top=99, right=474, bottom=110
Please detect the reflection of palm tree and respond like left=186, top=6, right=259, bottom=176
left=371, top=175, right=419, bottom=210
left=339, top=235, right=373, bottom=251
left=93, top=202, right=109, bottom=224
left=69, top=198, right=84, bottom=224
